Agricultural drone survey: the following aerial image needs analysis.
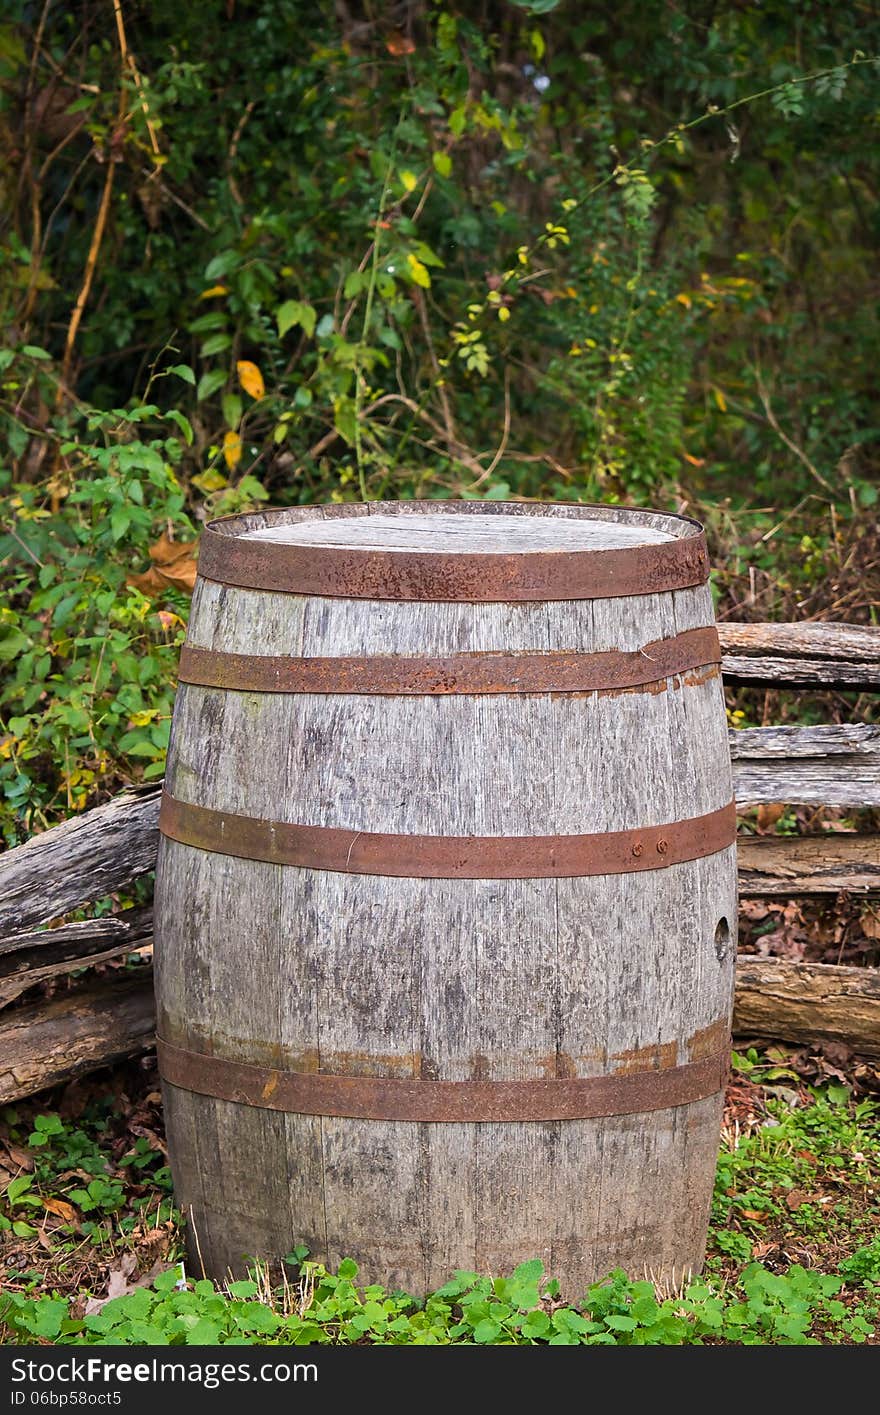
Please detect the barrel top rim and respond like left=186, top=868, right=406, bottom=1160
left=198, top=502, right=710, bottom=600
left=204, top=500, right=705, bottom=554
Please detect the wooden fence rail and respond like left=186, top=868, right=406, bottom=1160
left=0, top=621, right=877, bottom=1102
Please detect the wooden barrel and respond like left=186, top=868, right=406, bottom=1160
left=154, top=500, right=737, bottom=1297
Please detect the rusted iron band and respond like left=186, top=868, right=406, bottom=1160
left=177, top=626, right=721, bottom=696
left=159, top=795, right=736, bottom=879
left=157, top=1039, right=730, bottom=1122
left=198, top=522, right=710, bottom=602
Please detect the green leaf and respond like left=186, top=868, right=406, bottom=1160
left=472, top=1317, right=502, bottom=1343
left=520, top=1309, right=550, bottom=1338
left=432, top=152, right=452, bottom=178
left=167, top=363, right=196, bottom=385
left=6, top=1176, right=33, bottom=1203
left=201, top=332, right=232, bottom=357
left=28, top=1299, right=68, bottom=1340
left=222, top=392, right=242, bottom=427
left=186, top=1317, right=222, bottom=1344
left=110, top=507, right=132, bottom=542
left=21, top=344, right=51, bottom=359
left=165, top=409, right=194, bottom=445
left=52, top=593, right=80, bottom=628
left=277, top=299, right=316, bottom=338
left=605, top=1313, right=638, bottom=1331
left=124, top=740, right=163, bottom=758
left=342, top=272, right=366, bottom=300
left=204, top=250, right=240, bottom=281
left=337, top=1258, right=359, bottom=1280
left=0, top=628, right=28, bottom=661
left=197, top=369, right=227, bottom=402
left=511, top=1259, right=544, bottom=1285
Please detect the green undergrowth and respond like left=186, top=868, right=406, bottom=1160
left=1, top=1077, right=878, bottom=1346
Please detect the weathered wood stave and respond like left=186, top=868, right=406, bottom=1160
left=154, top=502, right=737, bottom=1297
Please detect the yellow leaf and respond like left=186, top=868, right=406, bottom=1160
left=223, top=430, right=243, bottom=469
left=713, top=387, right=727, bottom=412
left=407, top=254, right=431, bottom=289
left=675, top=292, right=692, bottom=308
left=199, top=285, right=229, bottom=299
left=399, top=169, right=418, bottom=193
left=497, top=306, right=510, bottom=322
left=192, top=468, right=228, bottom=494
left=129, top=710, right=159, bottom=727
left=236, top=360, right=265, bottom=399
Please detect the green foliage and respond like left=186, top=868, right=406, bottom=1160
left=0, top=353, right=200, bottom=837
left=1, top=1103, right=175, bottom=1250
left=0, top=1252, right=871, bottom=1347
left=0, top=2, right=878, bottom=831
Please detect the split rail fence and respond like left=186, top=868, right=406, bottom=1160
left=0, top=621, right=878, bottom=1102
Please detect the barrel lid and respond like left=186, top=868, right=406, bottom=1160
left=198, top=501, right=709, bottom=601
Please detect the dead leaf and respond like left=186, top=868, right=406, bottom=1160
left=385, top=33, right=416, bottom=55
left=236, top=359, right=265, bottom=400
left=42, top=1196, right=78, bottom=1223
left=861, top=909, right=880, bottom=940
left=83, top=1254, right=167, bottom=1315
left=128, top=532, right=198, bottom=597
left=784, top=1189, right=807, bottom=1211
left=740, top=1208, right=768, bottom=1221
left=751, top=1240, right=778, bottom=1261
left=756, top=803, right=786, bottom=833
left=2, top=1142, right=34, bottom=1172
left=84, top=1253, right=138, bottom=1314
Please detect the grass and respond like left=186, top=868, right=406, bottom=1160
left=1, top=1050, right=879, bottom=1346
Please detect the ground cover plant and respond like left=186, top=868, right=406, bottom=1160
left=1, top=1047, right=879, bottom=1346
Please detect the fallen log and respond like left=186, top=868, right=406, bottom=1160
left=718, top=622, right=880, bottom=690
left=733, top=957, right=880, bottom=1060
left=730, top=724, right=880, bottom=807
left=0, top=908, right=153, bottom=1007
left=1, top=957, right=878, bottom=1103
left=737, top=833, right=880, bottom=896
left=0, top=785, right=161, bottom=935
left=0, top=970, right=156, bottom=1103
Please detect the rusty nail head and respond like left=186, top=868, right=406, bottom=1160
left=657, top=838, right=669, bottom=855
left=631, top=841, right=643, bottom=858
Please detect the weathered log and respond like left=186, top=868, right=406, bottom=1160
left=719, top=622, right=880, bottom=690
left=0, top=785, right=161, bottom=935
left=737, top=834, right=880, bottom=896
left=1, top=956, right=877, bottom=1105
left=0, top=970, right=156, bottom=1103
left=730, top=724, right=880, bottom=807
left=733, top=957, right=880, bottom=1059
left=0, top=909, right=153, bottom=1008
